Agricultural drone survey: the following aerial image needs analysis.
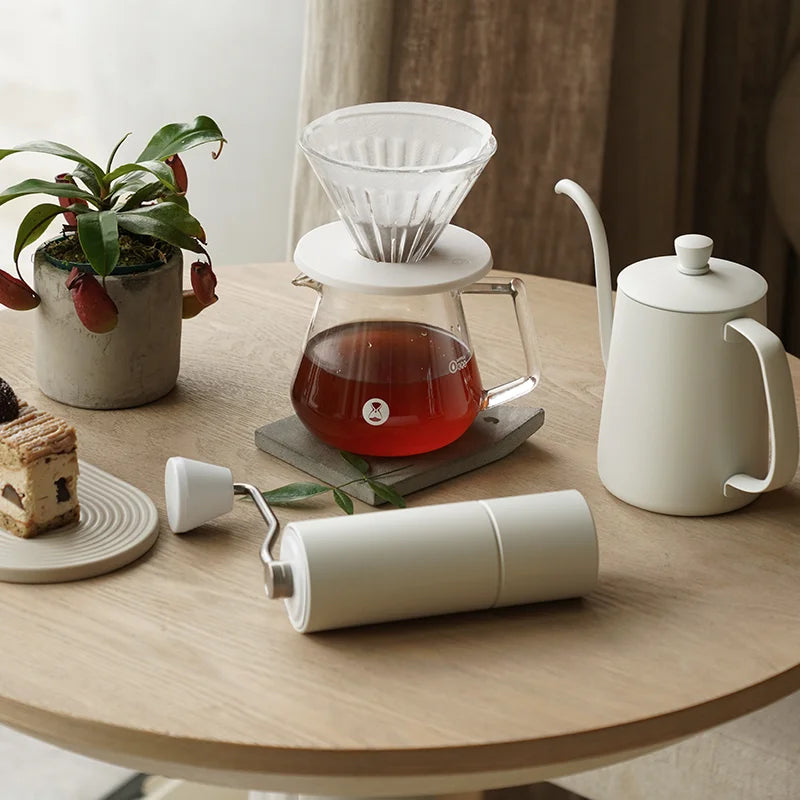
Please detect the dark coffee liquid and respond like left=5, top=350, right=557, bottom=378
left=291, top=321, right=482, bottom=456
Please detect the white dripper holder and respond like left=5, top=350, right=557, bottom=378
left=165, top=458, right=600, bottom=633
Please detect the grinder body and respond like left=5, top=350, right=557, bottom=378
left=280, top=490, right=598, bottom=633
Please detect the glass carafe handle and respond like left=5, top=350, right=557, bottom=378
left=461, top=279, right=541, bottom=409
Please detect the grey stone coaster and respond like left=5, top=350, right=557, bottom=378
left=254, top=407, right=544, bottom=506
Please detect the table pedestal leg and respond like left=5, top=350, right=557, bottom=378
left=249, top=794, right=437, bottom=800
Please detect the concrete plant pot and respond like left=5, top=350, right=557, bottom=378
left=33, top=243, right=183, bottom=409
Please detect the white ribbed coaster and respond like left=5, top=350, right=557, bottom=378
left=0, top=461, right=158, bottom=584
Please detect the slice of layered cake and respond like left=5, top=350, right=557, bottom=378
left=0, top=379, right=79, bottom=537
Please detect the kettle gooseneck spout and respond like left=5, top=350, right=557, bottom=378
left=554, top=179, right=613, bottom=369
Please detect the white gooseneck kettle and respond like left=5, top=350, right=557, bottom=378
left=555, top=179, right=798, bottom=515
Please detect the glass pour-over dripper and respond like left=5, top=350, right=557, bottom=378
left=299, top=102, right=496, bottom=262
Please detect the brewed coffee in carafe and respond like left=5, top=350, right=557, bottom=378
left=292, top=295, right=483, bottom=456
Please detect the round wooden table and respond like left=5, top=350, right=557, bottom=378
left=0, top=263, right=799, bottom=795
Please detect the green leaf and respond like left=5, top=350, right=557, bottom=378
left=137, top=115, right=226, bottom=162
left=77, top=210, right=120, bottom=277
left=261, top=482, right=330, bottom=505
left=13, top=203, right=85, bottom=263
left=367, top=479, right=406, bottom=509
left=159, top=192, right=189, bottom=210
left=108, top=171, right=162, bottom=200
left=106, top=131, right=132, bottom=173
left=112, top=181, right=165, bottom=211
left=0, top=178, right=98, bottom=208
left=105, top=160, right=177, bottom=192
left=333, top=488, right=354, bottom=515
left=119, top=201, right=203, bottom=237
left=116, top=203, right=205, bottom=252
left=340, top=451, right=369, bottom=475
left=72, top=164, right=102, bottom=197
left=0, top=140, right=105, bottom=186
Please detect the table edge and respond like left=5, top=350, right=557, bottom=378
left=2, top=660, right=798, bottom=787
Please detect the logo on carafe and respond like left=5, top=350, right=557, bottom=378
left=362, top=398, right=390, bottom=426
left=449, top=355, right=468, bottom=373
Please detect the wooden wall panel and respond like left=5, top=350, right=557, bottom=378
left=693, top=0, right=800, bottom=354
left=387, top=0, right=617, bottom=282
left=598, top=0, right=688, bottom=278
left=591, top=0, right=800, bottom=353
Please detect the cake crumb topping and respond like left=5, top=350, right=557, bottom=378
left=0, top=401, right=77, bottom=466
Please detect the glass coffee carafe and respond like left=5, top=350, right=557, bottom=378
left=291, top=224, right=540, bottom=457
left=290, top=101, right=541, bottom=457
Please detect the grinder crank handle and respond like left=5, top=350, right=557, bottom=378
left=164, top=457, right=293, bottom=598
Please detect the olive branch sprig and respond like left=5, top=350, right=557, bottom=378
left=258, top=451, right=407, bottom=515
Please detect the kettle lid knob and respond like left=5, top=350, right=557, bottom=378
left=675, top=234, right=714, bottom=275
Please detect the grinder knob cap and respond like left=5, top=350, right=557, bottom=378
left=165, top=457, right=235, bottom=533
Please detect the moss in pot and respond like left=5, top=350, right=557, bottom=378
left=0, top=116, right=225, bottom=408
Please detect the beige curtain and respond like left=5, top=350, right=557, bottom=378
left=289, top=0, right=616, bottom=282
left=287, top=0, right=395, bottom=256
left=289, top=0, right=800, bottom=354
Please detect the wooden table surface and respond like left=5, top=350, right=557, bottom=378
left=0, top=263, right=799, bottom=795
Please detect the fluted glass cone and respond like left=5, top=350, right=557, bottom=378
left=300, top=102, right=496, bottom=262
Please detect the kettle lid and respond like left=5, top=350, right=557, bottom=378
left=617, top=235, right=767, bottom=313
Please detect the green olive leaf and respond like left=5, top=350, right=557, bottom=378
left=340, top=451, right=369, bottom=475
left=367, top=479, right=406, bottom=509
left=333, top=488, right=355, bottom=515
left=261, top=482, right=330, bottom=506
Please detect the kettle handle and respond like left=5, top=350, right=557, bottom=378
left=723, top=317, right=799, bottom=495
